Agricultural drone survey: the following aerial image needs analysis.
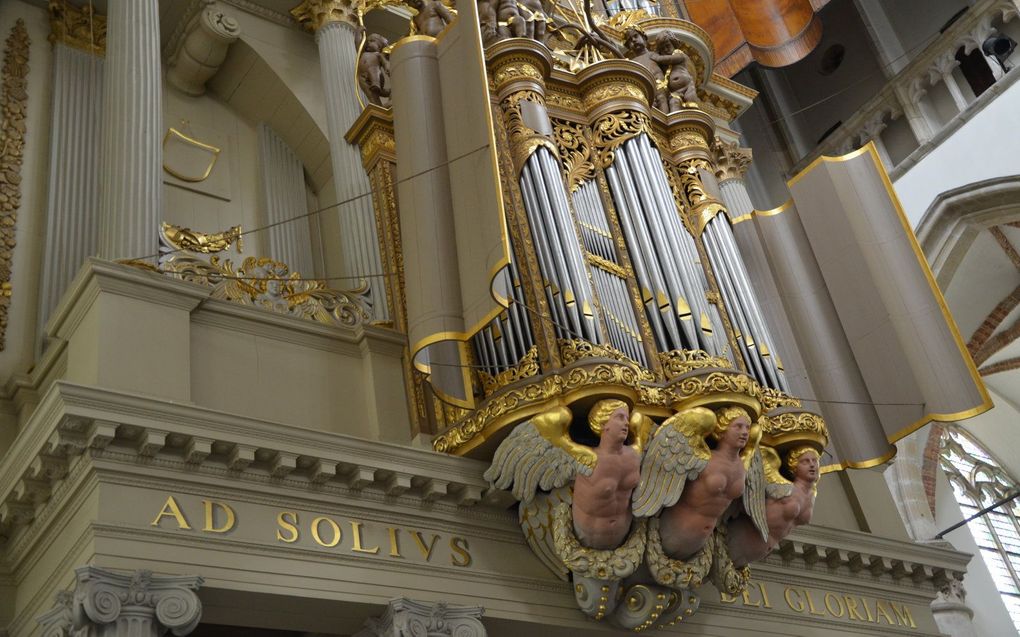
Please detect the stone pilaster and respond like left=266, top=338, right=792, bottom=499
left=354, top=598, right=486, bottom=637
left=38, top=1, right=105, bottom=338
left=292, top=1, right=388, bottom=321
left=37, top=567, right=203, bottom=637
left=258, top=123, right=315, bottom=277
left=97, top=0, right=163, bottom=262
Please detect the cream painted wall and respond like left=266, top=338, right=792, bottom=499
left=0, top=1, right=52, bottom=382
left=163, top=79, right=262, bottom=258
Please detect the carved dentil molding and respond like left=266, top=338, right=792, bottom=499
left=354, top=598, right=487, bottom=637
left=37, top=567, right=204, bottom=636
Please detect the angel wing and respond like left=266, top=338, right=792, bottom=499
left=628, top=409, right=655, bottom=455
left=484, top=405, right=595, bottom=503
left=762, top=446, right=794, bottom=500
left=631, top=407, right=714, bottom=518
left=742, top=446, right=768, bottom=542
left=519, top=486, right=572, bottom=580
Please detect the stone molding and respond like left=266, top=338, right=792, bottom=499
left=355, top=598, right=486, bottom=637
left=36, top=567, right=203, bottom=637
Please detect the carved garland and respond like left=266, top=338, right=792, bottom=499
left=0, top=20, right=29, bottom=352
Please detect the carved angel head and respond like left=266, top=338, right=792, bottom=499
left=711, top=406, right=752, bottom=451
left=786, top=446, right=820, bottom=484
left=623, top=27, right=648, bottom=55
left=588, top=399, right=630, bottom=447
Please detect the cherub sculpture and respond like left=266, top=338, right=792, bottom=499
left=514, top=0, right=554, bottom=45
left=651, top=32, right=698, bottom=111
left=484, top=400, right=652, bottom=577
left=407, top=0, right=454, bottom=37
left=622, top=27, right=670, bottom=113
left=633, top=405, right=767, bottom=561
left=726, top=445, right=820, bottom=567
left=357, top=33, right=391, bottom=108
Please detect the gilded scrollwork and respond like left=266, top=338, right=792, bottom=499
left=657, top=349, right=731, bottom=380
left=160, top=222, right=242, bottom=254
left=501, top=89, right=558, bottom=172
left=492, top=61, right=543, bottom=89
left=590, top=111, right=653, bottom=168
left=551, top=119, right=595, bottom=193
left=583, top=81, right=646, bottom=112
left=558, top=338, right=655, bottom=382
left=645, top=517, right=712, bottom=588
left=760, top=387, right=803, bottom=412
left=0, top=20, right=29, bottom=352
left=48, top=0, right=106, bottom=54
left=160, top=255, right=372, bottom=328
left=553, top=502, right=646, bottom=580
left=478, top=346, right=540, bottom=395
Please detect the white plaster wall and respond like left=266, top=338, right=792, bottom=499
left=0, top=1, right=52, bottom=383
left=163, top=79, right=260, bottom=258
left=934, top=464, right=1020, bottom=636
left=895, top=74, right=1020, bottom=228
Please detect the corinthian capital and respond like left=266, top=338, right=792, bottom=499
left=355, top=598, right=487, bottom=637
left=712, top=139, right=753, bottom=183
left=291, top=0, right=360, bottom=31
left=48, top=0, right=107, bottom=54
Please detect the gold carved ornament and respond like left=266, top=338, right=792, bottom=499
left=761, top=410, right=829, bottom=450
left=48, top=0, right=106, bottom=54
left=0, top=21, right=29, bottom=352
left=657, top=349, right=732, bottom=380
left=645, top=517, right=712, bottom=589
left=492, top=61, right=543, bottom=89
left=590, top=111, right=653, bottom=169
left=478, top=345, right=540, bottom=395
left=677, top=160, right=726, bottom=236
left=582, top=81, right=646, bottom=113
left=291, top=0, right=360, bottom=30
left=160, top=255, right=372, bottom=328
left=551, top=119, right=595, bottom=193
left=501, top=89, right=559, bottom=173
left=552, top=501, right=646, bottom=581
left=558, top=338, right=656, bottom=382
left=161, top=222, right=242, bottom=254
left=162, top=128, right=221, bottom=183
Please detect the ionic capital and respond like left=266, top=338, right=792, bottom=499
left=37, top=567, right=204, bottom=637
left=48, top=0, right=106, bottom=55
left=354, top=598, right=487, bottom=637
left=291, top=0, right=360, bottom=32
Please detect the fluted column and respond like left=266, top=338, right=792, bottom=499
left=97, top=0, right=162, bottom=262
left=354, top=598, right=486, bottom=637
left=258, top=123, right=315, bottom=276
left=36, top=567, right=204, bottom=637
left=292, top=2, right=388, bottom=320
left=39, top=2, right=105, bottom=336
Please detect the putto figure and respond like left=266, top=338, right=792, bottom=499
left=651, top=32, right=698, bottom=111
left=727, top=445, right=820, bottom=566
left=483, top=400, right=652, bottom=575
left=407, top=0, right=454, bottom=37
left=357, top=33, right=391, bottom=108
left=633, top=405, right=767, bottom=560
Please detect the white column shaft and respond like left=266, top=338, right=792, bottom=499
left=258, top=123, right=315, bottom=277
left=38, top=44, right=103, bottom=332
left=97, top=0, right=162, bottom=261
left=316, top=22, right=387, bottom=319
left=719, top=179, right=755, bottom=218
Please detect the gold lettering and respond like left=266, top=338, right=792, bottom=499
left=741, top=588, right=761, bottom=607
left=350, top=521, right=380, bottom=554
left=863, top=597, right=875, bottom=622
left=450, top=536, right=472, bottom=567
left=150, top=496, right=192, bottom=529
left=784, top=587, right=805, bottom=613
left=824, top=592, right=846, bottom=618
left=311, top=516, right=342, bottom=548
left=719, top=591, right=739, bottom=604
left=412, top=531, right=439, bottom=560
left=276, top=511, right=299, bottom=543
left=891, top=602, right=917, bottom=628
left=387, top=527, right=403, bottom=558
left=202, top=500, right=236, bottom=533
left=804, top=589, right=826, bottom=616
left=844, top=595, right=867, bottom=621
left=875, top=600, right=896, bottom=625
left=758, top=582, right=772, bottom=609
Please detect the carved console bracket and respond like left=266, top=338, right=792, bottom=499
left=165, top=1, right=241, bottom=96
left=37, top=566, right=204, bottom=636
left=354, top=597, right=487, bottom=637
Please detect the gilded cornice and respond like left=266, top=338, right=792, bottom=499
left=345, top=104, right=396, bottom=170
left=0, top=20, right=29, bottom=352
left=290, top=0, right=359, bottom=31
left=48, top=0, right=106, bottom=55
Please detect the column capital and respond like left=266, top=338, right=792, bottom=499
left=48, top=0, right=107, bottom=55
left=355, top=598, right=487, bottom=637
left=290, top=0, right=361, bottom=32
left=712, top=138, right=753, bottom=183
left=37, top=567, right=204, bottom=637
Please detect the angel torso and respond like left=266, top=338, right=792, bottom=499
left=767, top=483, right=814, bottom=541
left=659, top=449, right=746, bottom=560
left=572, top=446, right=641, bottom=550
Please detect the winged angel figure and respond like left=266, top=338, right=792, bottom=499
left=726, top=444, right=820, bottom=567
left=484, top=399, right=652, bottom=580
left=633, top=405, right=768, bottom=564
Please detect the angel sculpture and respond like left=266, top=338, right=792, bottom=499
left=726, top=445, right=820, bottom=567
left=484, top=400, right=652, bottom=577
left=633, top=405, right=767, bottom=561
left=357, top=33, right=391, bottom=108
left=651, top=32, right=698, bottom=111
left=407, top=0, right=454, bottom=37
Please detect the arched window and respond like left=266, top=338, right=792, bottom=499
left=940, top=424, right=1020, bottom=630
